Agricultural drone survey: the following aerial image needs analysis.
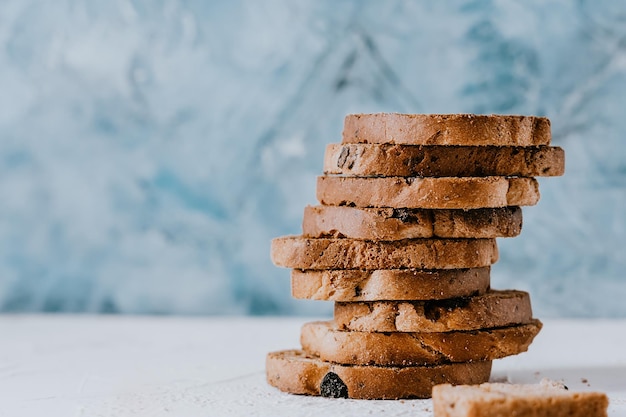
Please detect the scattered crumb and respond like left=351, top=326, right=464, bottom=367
left=540, top=378, right=568, bottom=390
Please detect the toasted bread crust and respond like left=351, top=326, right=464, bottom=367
left=300, top=320, right=542, bottom=366
left=324, top=143, right=564, bottom=177
left=291, top=267, right=490, bottom=301
left=334, top=290, right=532, bottom=332
left=342, top=113, right=551, bottom=146
left=266, top=349, right=492, bottom=399
left=271, top=236, right=498, bottom=270
left=316, top=176, right=540, bottom=209
left=302, top=205, right=522, bottom=239
left=432, top=382, right=609, bottom=417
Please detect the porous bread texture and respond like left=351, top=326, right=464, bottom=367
left=266, top=349, right=492, bottom=399
left=271, top=236, right=498, bottom=270
left=302, top=205, right=523, bottom=240
left=291, top=267, right=490, bottom=301
left=343, top=113, right=551, bottom=146
left=324, top=143, right=564, bottom=177
left=316, top=176, right=540, bottom=209
left=300, top=320, right=542, bottom=366
left=334, top=290, right=532, bottom=332
left=432, top=380, right=609, bottom=417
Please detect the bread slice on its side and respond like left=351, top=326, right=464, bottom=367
left=342, top=113, right=551, bottom=146
left=291, top=267, right=490, bottom=301
left=266, top=349, right=492, bottom=400
left=324, top=143, right=565, bottom=177
left=271, top=236, right=498, bottom=270
left=316, top=176, right=540, bottom=209
left=432, top=380, right=609, bottom=417
left=300, top=320, right=542, bottom=366
left=302, top=205, right=523, bottom=240
left=334, top=290, right=532, bottom=333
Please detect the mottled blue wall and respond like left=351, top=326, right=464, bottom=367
left=0, top=1, right=624, bottom=316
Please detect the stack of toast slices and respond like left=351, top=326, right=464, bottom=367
left=267, top=113, right=565, bottom=400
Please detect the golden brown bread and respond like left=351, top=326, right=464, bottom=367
left=300, top=320, right=542, bottom=366
left=342, top=113, right=551, bottom=146
left=266, top=349, right=492, bottom=399
left=324, top=143, right=564, bottom=177
left=334, top=290, right=532, bottom=332
left=432, top=380, right=609, bottom=417
left=316, top=176, right=540, bottom=209
left=266, top=112, right=556, bottom=401
left=271, top=236, right=499, bottom=270
left=302, top=205, right=523, bottom=239
left=291, top=267, right=490, bottom=301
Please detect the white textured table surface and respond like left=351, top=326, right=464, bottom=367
left=0, top=315, right=625, bottom=416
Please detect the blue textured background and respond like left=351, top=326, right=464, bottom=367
left=0, top=1, right=624, bottom=316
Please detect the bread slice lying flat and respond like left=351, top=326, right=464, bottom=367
left=300, top=320, right=542, bottom=366
left=324, top=143, right=564, bottom=177
left=271, top=236, right=498, bottom=270
left=342, top=113, right=551, bottom=146
left=291, top=267, right=490, bottom=301
left=302, top=205, right=523, bottom=240
left=334, top=290, right=533, bottom=333
left=316, top=176, right=539, bottom=209
left=432, top=380, right=608, bottom=417
left=266, top=349, right=492, bottom=399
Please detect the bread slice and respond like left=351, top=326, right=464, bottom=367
left=325, top=143, right=564, bottom=177
left=300, top=320, right=542, bottom=366
left=302, top=205, right=522, bottom=240
left=432, top=380, right=609, bottom=417
left=291, top=267, right=490, bottom=301
left=342, top=113, right=551, bottom=146
left=317, top=176, right=540, bottom=209
left=266, top=349, right=492, bottom=399
left=271, top=236, right=498, bottom=270
left=334, top=290, right=532, bottom=332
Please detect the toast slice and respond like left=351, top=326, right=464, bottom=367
left=343, top=113, right=551, bottom=146
left=302, top=205, right=522, bottom=240
left=317, top=176, right=540, bottom=209
left=271, top=236, right=498, bottom=270
left=300, top=320, right=542, bottom=366
left=334, top=290, right=532, bottom=332
left=266, top=349, right=492, bottom=399
left=291, top=267, right=490, bottom=301
left=432, top=380, right=609, bottom=417
left=325, top=143, right=564, bottom=177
